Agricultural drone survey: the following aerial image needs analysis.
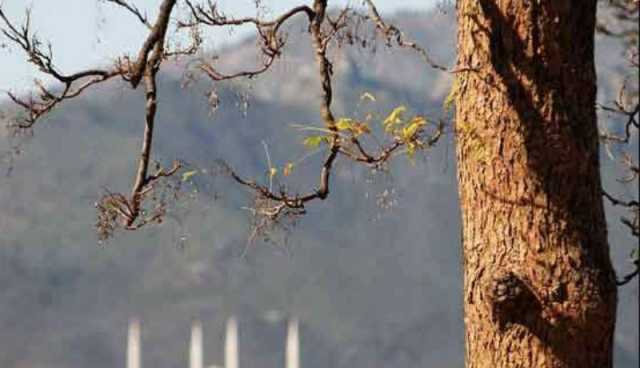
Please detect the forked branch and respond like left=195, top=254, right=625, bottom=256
left=219, top=0, right=445, bottom=234
left=1, top=0, right=183, bottom=238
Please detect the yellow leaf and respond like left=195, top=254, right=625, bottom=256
left=182, top=170, right=198, bottom=182
left=402, top=116, right=427, bottom=140
left=269, top=167, right=278, bottom=178
left=406, top=141, right=424, bottom=160
left=335, top=118, right=354, bottom=131
left=335, top=118, right=371, bottom=137
left=383, top=105, right=407, bottom=132
left=443, top=78, right=458, bottom=112
left=360, top=92, right=376, bottom=102
left=407, top=142, right=417, bottom=157
left=283, top=162, right=294, bottom=176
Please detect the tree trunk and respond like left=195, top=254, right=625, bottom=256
left=454, top=1, right=618, bottom=367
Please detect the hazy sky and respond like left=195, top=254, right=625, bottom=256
left=1, top=0, right=437, bottom=90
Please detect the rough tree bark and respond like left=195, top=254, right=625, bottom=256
left=454, top=1, right=618, bottom=367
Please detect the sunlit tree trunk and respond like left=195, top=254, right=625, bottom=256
left=454, top=1, right=618, bottom=367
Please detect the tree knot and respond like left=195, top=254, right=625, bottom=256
left=487, top=271, right=541, bottom=331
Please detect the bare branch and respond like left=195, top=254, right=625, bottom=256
left=178, top=0, right=315, bottom=82
left=1, top=0, right=185, bottom=238
left=198, top=53, right=277, bottom=81
left=0, top=7, right=126, bottom=128
left=363, top=0, right=470, bottom=73
left=102, top=0, right=152, bottom=28
left=617, top=267, right=640, bottom=286
left=127, top=0, right=177, bottom=87
left=180, top=0, right=313, bottom=29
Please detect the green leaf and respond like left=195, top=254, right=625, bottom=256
left=303, top=135, right=327, bottom=149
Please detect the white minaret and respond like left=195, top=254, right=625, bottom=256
left=127, top=318, right=141, bottom=368
left=190, top=320, right=203, bottom=368
left=286, top=317, right=300, bottom=368
left=225, top=317, right=239, bottom=368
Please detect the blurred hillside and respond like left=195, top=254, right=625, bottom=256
left=0, top=7, right=637, bottom=368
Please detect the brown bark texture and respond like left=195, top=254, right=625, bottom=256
left=454, top=1, right=618, bottom=367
